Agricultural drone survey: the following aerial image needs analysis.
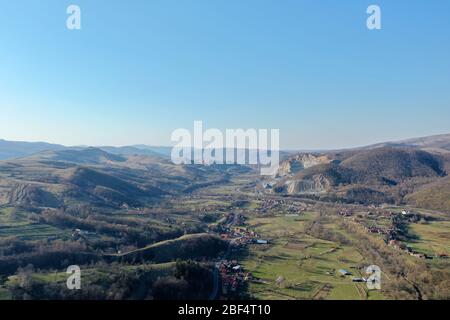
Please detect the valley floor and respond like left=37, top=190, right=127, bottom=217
left=0, top=173, right=449, bottom=300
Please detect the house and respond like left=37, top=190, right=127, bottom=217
left=338, top=269, right=352, bottom=276
left=232, top=265, right=241, bottom=271
left=352, top=277, right=366, bottom=282
left=256, top=239, right=268, bottom=244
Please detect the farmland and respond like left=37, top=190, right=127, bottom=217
left=239, top=214, right=385, bottom=300
left=0, top=207, right=66, bottom=240
left=406, top=220, right=450, bottom=257
left=0, top=144, right=449, bottom=300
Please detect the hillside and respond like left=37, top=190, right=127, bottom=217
left=64, top=166, right=166, bottom=206
left=362, top=133, right=450, bottom=153
left=0, top=139, right=65, bottom=160
left=108, top=233, right=227, bottom=263
left=405, top=176, right=450, bottom=213
left=25, top=147, right=127, bottom=164
left=0, top=147, right=239, bottom=209
left=340, top=147, right=445, bottom=184
left=272, top=147, right=448, bottom=205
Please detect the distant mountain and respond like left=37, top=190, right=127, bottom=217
left=0, top=139, right=65, bottom=160
left=25, top=147, right=127, bottom=164
left=99, top=146, right=167, bottom=158
left=0, top=139, right=171, bottom=161
left=130, top=145, right=173, bottom=157
left=362, top=133, right=450, bottom=153
left=0, top=145, right=237, bottom=208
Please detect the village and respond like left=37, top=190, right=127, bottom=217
left=338, top=208, right=449, bottom=260
left=207, top=212, right=270, bottom=297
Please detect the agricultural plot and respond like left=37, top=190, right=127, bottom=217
left=406, top=220, right=450, bottom=257
left=241, top=214, right=385, bottom=300
left=0, top=207, right=66, bottom=240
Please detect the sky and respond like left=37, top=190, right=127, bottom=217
left=0, top=0, right=449, bottom=149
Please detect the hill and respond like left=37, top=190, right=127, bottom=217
left=362, top=133, right=450, bottom=153
left=0, top=147, right=236, bottom=208
left=99, top=146, right=166, bottom=158
left=405, top=176, right=450, bottom=213
left=272, top=147, right=448, bottom=205
left=25, top=147, right=127, bottom=164
left=340, top=147, right=445, bottom=184
left=0, top=139, right=65, bottom=160
left=107, top=233, right=227, bottom=263
left=0, top=139, right=171, bottom=161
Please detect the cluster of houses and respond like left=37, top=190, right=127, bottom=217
left=212, top=212, right=271, bottom=296
left=222, top=226, right=255, bottom=245
left=388, top=239, right=436, bottom=259
left=71, top=228, right=96, bottom=239
left=219, top=260, right=253, bottom=294
left=337, top=208, right=448, bottom=260
left=257, top=199, right=308, bottom=214
left=339, top=208, right=397, bottom=219
left=389, top=239, right=449, bottom=259
left=366, top=225, right=392, bottom=236
left=338, top=269, right=367, bottom=283
left=220, top=225, right=270, bottom=247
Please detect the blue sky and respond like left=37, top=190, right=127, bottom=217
left=1, top=0, right=449, bottom=149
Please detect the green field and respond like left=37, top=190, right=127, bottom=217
left=406, top=220, right=450, bottom=257
left=0, top=207, right=66, bottom=240
left=0, top=287, right=12, bottom=300
left=240, top=213, right=385, bottom=300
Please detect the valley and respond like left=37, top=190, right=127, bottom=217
left=0, top=135, right=449, bottom=300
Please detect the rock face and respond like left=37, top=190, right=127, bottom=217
left=267, top=154, right=333, bottom=194
left=285, top=174, right=331, bottom=194
left=271, top=147, right=450, bottom=206
left=277, top=154, right=331, bottom=177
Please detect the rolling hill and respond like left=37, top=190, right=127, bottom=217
left=0, top=147, right=235, bottom=209
left=405, top=176, right=450, bottom=213
left=0, top=139, right=65, bottom=160
left=107, top=233, right=227, bottom=263
left=0, top=139, right=171, bottom=161
left=362, top=133, right=450, bottom=154
left=25, top=147, right=127, bottom=164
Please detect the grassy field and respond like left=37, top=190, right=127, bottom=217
left=0, top=287, right=12, bottom=300
left=406, top=220, right=450, bottom=257
left=0, top=207, right=66, bottom=240
left=240, top=213, right=385, bottom=300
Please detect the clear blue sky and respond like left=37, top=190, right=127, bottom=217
left=1, top=0, right=449, bottom=149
